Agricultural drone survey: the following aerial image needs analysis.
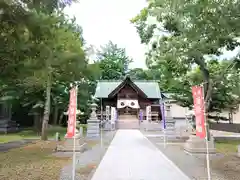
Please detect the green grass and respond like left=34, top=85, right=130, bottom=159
left=215, top=140, right=240, bottom=154
left=0, top=126, right=67, bottom=143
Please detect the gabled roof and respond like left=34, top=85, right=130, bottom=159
left=108, top=76, right=148, bottom=98
left=94, top=77, right=162, bottom=99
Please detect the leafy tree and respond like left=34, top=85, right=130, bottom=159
left=127, top=68, right=162, bottom=81
left=128, top=68, right=149, bottom=80
left=0, top=0, right=97, bottom=140
left=170, top=60, right=240, bottom=112
left=131, top=0, right=240, bottom=112
left=97, top=41, right=133, bottom=80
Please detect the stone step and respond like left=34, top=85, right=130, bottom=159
left=118, top=116, right=138, bottom=120
left=116, top=120, right=140, bottom=129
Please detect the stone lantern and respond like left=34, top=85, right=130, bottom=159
left=86, top=103, right=100, bottom=138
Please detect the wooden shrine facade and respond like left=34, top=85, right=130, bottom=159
left=94, top=76, right=164, bottom=121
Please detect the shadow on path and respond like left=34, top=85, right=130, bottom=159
left=0, top=139, right=36, bottom=152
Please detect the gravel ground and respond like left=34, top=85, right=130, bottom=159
left=59, top=131, right=115, bottom=180
left=147, top=134, right=240, bottom=180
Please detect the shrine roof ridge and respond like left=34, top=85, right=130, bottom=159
left=97, top=79, right=159, bottom=82
left=95, top=79, right=162, bottom=99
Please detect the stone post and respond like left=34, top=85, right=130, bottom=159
left=104, top=106, right=111, bottom=130
left=165, top=103, right=176, bottom=130
left=79, top=126, right=83, bottom=137
left=86, top=103, right=100, bottom=138
left=143, top=106, right=150, bottom=131
left=110, top=107, right=116, bottom=130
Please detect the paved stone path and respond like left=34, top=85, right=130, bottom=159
left=91, top=129, right=191, bottom=180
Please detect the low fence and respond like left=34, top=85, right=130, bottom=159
left=209, top=122, right=240, bottom=133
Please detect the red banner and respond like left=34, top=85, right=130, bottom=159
left=66, top=87, right=77, bottom=138
left=192, top=86, right=206, bottom=139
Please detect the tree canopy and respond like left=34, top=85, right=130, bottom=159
left=131, top=0, right=240, bottom=112
left=0, top=0, right=97, bottom=139
left=96, top=41, right=133, bottom=80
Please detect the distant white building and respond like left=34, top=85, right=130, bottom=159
left=163, top=93, right=240, bottom=124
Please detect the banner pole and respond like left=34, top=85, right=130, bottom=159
left=100, top=123, right=103, bottom=148
left=72, top=85, right=78, bottom=180
left=160, top=98, right=166, bottom=148
left=100, top=98, right=103, bottom=148
left=202, top=85, right=211, bottom=180
left=163, top=129, right=166, bottom=148
left=72, top=131, right=76, bottom=180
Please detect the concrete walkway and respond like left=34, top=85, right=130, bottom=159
left=91, top=130, right=190, bottom=180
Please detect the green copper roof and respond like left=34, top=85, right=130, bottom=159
left=94, top=80, right=161, bottom=99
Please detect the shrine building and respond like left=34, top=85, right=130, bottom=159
left=94, top=76, right=170, bottom=129
left=94, top=76, right=240, bottom=129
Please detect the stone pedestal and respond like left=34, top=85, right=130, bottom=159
left=0, top=103, right=19, bottom=133
left=86, top=103, right=100, bottom=138
left=87, top=119, right=100, bottom=137
left=104, top=121, right=112, bottom=131
left=184, top=135, right=216, bottom=154
left=0, top=119, right=19, bottom=133
left=56, top=137, right=86, bottom=152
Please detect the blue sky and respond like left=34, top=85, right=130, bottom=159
left=64, top=0, right=148, bottom=69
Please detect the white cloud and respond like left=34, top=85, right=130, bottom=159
left=64, top=0, right=148, bottom=69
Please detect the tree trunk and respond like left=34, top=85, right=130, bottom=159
left=34, top=113, right=41, bottom=135
left=53, top=105, right=59, bottom=125
left=41, top=72, right=52, bottom=140
left=194, top=57, right=212, bottom=111
left=194, top=57, right=212, bottom=140
left=194, top=57, right=236, bottom=140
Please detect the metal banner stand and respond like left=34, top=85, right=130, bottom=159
left=72, top=85, right=78, bottom=180
left=100, top=98, right=103, bottom=148
left=72, top=132, right=76, bottom=180
left=100, top=124, right=103, bottom=148
left=160, top=99, right=166, bottom=148
left=202, top=85, right=211, bottom=180
left=163, top=129, right=166, bottom=148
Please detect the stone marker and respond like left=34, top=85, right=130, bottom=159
left=104, top=106, right=111, bottom=131
left=55, top=132, right=60, bottom=141
left=86, top=103, right=100, bottom=138
left=79, top=126, right=83, bottom=137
